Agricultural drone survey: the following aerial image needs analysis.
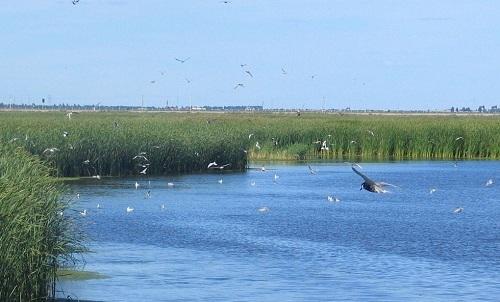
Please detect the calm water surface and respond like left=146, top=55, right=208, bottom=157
left=58, top=161, right=500, bottom=301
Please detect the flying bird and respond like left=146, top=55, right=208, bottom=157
left=139, top=167, right=148, bottom=175
left=207, top=162, right=218, bottom=169
left=352, top=165, right=397, bottom=193
left=133, top=154, right=149, bottom=162
left=135, top=181, right=140, bottom=189
left=79, top=209, right=87, bottom=217
left=258, top=207, right=270, bottom=213
left=308, top=165, right=317, bottom=175
left=281, top=68, right=287, bottom=75
left=126, top=207, right=134, bottom=213
left=453, top=207, right=464, bottom=214
left=455, top=136, right=464, bottom=141
left=430, top=188, right=437, bottom=194
left=245, top=70, right=253, bottom=78
left=248, top=133, right=254, bottom=139
left=175, top=57, right=190, bottom=63
left=367, top=130, right=375, bottom=137
left=255, top=141, right=261, bottom=150
left=485, top=179, right=494, bottom=187
left=234, top=83, right=245, bottom=89
left=72, top=0, right=80, bottom=5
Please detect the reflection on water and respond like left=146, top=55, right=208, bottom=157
left=59, top=161, right=500, bottom=301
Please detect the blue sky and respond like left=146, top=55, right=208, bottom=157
left=1, top=1, right=500, bottom=110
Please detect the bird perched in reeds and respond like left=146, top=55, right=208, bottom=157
left=351, top=165, right=397, bottom=193
left=43, top=148, right=60, bottom=155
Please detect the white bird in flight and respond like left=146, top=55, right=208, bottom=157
left=453, top=207, right=463, bottom=214
left=429, top=188, right=437, bottom=194
left=255, top=142, right=261, bottom=150
left=207, top=162, right=218, bottom=169
left=485, top=179, right=494, bottom=186
left=126, top=207, right=134, bottom=213
left=455, top=136, right=464, bottom=141
left=258, top=207, right=270, bottom=213
left=140, top=167, right=148, bottom=175
left=79, top=209, right=87, bottom=217
left=135, top=181, right=139, bottom=189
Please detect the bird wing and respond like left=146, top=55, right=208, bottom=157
left=376, top=182, right=399, bottom=188
left=351, top=166, right=376, bottom=185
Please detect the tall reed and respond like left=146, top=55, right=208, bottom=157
left=0, top=144, right=84, bottom=301
left=0, top=112, right=498, bottom=177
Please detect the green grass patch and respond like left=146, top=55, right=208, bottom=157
left=0, top=111, right=499, bottom=177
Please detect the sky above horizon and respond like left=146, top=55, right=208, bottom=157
left=1, top=1, right=500, bottom=110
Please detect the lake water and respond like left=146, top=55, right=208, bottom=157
left=58, top=161, right=500, bottom=302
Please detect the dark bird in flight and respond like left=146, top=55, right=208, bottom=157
left=175, top=57, right=191, bottom=63
left=234, top=83, right=245, bottom=89
left=245, top=70, right=253, bottom=77
left=72, top=0, right=80, bottom=5
left=352, top=165, right=397, bottom=193
left=281, top=68, right=287, bottom=75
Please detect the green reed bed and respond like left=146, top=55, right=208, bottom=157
left=0, top=144, right=83, bottom=301
left=0, top=112, right=499, bottom=177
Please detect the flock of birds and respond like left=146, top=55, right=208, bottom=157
left=73, top=156, right=495, bottom=218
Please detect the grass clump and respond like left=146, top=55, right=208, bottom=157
left=0, top=111, right=499, bottom=177
left=0, top=144, right=84, bottom=301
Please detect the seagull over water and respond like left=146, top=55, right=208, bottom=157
left=352, top=165, right=397, bottom=193
left=453, top=207, right=464, bottom=214
left=485, top=179, right=494, bottom=187
left=308, top=165, right=317, bottom=175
